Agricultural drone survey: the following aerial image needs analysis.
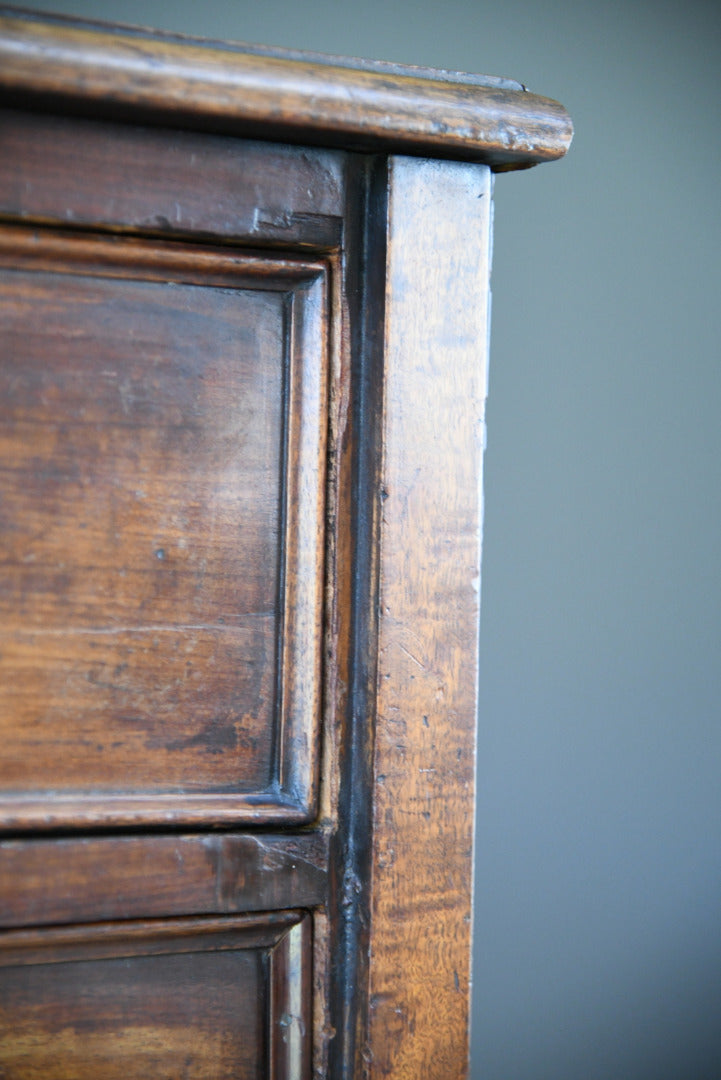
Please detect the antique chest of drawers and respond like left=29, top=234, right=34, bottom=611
left=0, top=9, right=570, bottom=1077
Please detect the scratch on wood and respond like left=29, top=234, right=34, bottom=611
left=398, top=643, right=425, bottom=670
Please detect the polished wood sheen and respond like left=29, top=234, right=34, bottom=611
left=0, top=11, right=569, bottom=1079
left=0, top=8, right=572, bottom=170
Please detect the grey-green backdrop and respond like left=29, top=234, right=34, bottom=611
left=23, top=2, right=721, bottom=1076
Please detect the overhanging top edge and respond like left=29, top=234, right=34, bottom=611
left=0, top=7, right=573, bottom=170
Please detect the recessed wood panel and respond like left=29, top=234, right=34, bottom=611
left=0, top=228, right=327, bottom=829
left=0, top=912, right=311, bottom=1080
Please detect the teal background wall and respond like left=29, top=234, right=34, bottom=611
left=25, top=2, right=721, bottom=1076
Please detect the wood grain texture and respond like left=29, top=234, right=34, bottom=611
left=362, top=158, right=491, bottom=1079
left=0, top=912, right=311, bottom=1080
left=0, top=109, right=346, bottom=249
left=0, top=832, right=329, bottom=928
left=0, top=7, right=525, bottom=91
left=0, top=11, right=572, bottom=170
left=0, top=227, right=328, bottom=829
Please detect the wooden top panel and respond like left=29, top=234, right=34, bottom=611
left=0, top=8, right=572, bottom=170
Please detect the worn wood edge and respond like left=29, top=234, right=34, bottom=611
left=0, top=832, right=329, bottom=927
left=0, top=107, right=347, bottom=252
left=324, top=155, right=389, bottom=1080
left=311, top=228, right=355, bottom=1078
left=0, top=11, right=572, bottom=169
left=0, top=910, right=305, bottom=967
left=0, top=5, right=525, bottom=91
left=269, top=915, right=313, bottom=1080
left=0, top=224, right=328, bottom=285
left=277, top=273, right=328, bottom=817
left=0, top=793, right=312, bottom=832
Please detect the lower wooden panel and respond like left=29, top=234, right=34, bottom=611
left=0, top=912, right=311, bottom=1080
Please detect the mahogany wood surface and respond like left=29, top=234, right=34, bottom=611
left=0, top=9, right=572, bottom=170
